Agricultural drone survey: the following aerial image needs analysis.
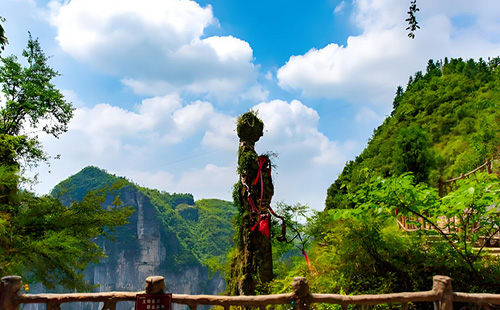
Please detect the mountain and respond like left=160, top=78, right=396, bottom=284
left=51, top=166, right=237, bottom=309
left=325, top=57, right=500, bottom=210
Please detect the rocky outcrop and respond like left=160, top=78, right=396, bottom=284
left=44, top=167, right=234, bottom=310
left=87, top=187, right=225, bottom=297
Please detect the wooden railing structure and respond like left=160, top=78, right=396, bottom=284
left=397, top=158, right=500, bottom=245
left=3, top=275, right=500, bottom=310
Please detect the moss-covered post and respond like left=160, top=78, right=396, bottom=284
left=229, top=111, right=274, bottom=296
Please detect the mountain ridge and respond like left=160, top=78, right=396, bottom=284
left=49, top=165, right=236, bottom=309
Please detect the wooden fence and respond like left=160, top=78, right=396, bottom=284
left=3, top=275, right=500, bottom=310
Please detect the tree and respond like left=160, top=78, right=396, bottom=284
left=0, top=16, right=7, bottom=52
left=0, top=35, right=133, bottom=291
left=391, top=85, right=404, bottom=115
left=228, top=111, right=275, bottom=295
left=0, top=170, right=134, bottom=290
left=0, top=33, right=73, bottom=168
left=332, top=172, right=500, bottom=282
left=394, top=126, right=434, bottom=183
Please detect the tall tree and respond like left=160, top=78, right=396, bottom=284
left=0, top=33, right=73, bottom=168
left=0, top=35, right=133, bottom=291
left=394, top=126, right=434, bottom=183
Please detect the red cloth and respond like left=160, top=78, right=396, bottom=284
left=302, top=250, right=312, bottom=272
left=258, top=216, right=270, bottom=237
left=251, top=214, right=270, bottom=238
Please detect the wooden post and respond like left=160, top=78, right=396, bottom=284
left=101, top=300, right=117, bottom=310
left=0, top=276, right=22, bottom=310
left=292, top=277, right=311, bottom=310
left=47, top=301, right=62, bottom=310
left=145, top=276, right=165, bottom=294
left=432, top=276, right=453, bottom=310
left=486, top=158, right=493, bottom=174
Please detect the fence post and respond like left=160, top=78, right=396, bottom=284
left=145, top=276, right=165, bottom=294
left=0, top=276, right=22, bottom=310
left=432, top=276, right=453, bottom=310
left=292, top=277, right=311, bottom=310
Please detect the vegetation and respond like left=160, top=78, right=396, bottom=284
left=0, top=33, right=74, bottom=169
left=326, top=57, right=500, bottom=211
left=0, top=16, right=7, bottom=52
left=0, top=167, right=133, bottom=290
left=264, top=57, right=500, bottom=309
left=52, top=166, right=237, bottom=273
left=0, top=33, right=132, bottom=290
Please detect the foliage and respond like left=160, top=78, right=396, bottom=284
left=0, top=16, right=7, bottom=52
left=52, top=166, right=237, bottom=275
left=51, top=166, right=127, bottom=202
left=394, top=126, right=434, bottom=183
left=326, top=57, right=500, bottom=210
left=0, top=34, right=132, bottom=291
left=330, top=171, right=500, bottom=291
left=268, top=174, right=500, bottom=309
left=406, top=0, right=420, bottom=39
left=270, top=56, right=500, bottom=307
left=0, top=33, right=74, bottom=168
left=0, top=166, right=134, bottom=290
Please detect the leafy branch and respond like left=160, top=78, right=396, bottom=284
left=405, top=0, right=420, bottom=39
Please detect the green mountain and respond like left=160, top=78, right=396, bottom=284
left=266, top=57, right=500, bottom=302
left=51, top=166, right=236, bottom=298
left=326, top=57, right=500, bottom=210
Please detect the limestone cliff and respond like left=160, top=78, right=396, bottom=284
left=49, top=166, right=236, bottom=309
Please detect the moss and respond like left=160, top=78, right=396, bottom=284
left=236, top=110, right=264, bottom=142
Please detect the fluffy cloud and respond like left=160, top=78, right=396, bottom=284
left=48, top=0, right=263, bottom=101
left=277, top=0, right=500, bottom=105
left=34, top=96, right=354, bottom=210
left=248, top=99, right=357, bottom=209
left=37, top=93, right=236, bottom=177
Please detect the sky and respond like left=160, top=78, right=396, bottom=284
left=2, top=0, right=500, bottom=211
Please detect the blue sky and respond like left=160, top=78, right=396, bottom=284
left=2, top=0, right=500, bottom=210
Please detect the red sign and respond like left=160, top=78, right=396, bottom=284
left=135, top=294, right=172, bottom=310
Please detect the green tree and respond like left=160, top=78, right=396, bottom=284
left=332, top=172, right=500, bottom=280
left=0, top=168, right=134, bottom=290
left=0, top=33, right=73, bottom=168
left=0, top=35, right=134, bottom=290
left=391, top=85, right=404, bottom=115
left=394, top=126, right=434, bottom=183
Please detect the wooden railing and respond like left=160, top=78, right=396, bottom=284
left=2, top=275, right=500, bottom=310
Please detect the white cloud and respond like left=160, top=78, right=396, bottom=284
left=33, top=95, right=355, bottom=210
left=39, top=93, right=234, bottom=167
left=248, top=99, right=357, bottom=209
left=334, top=1, right=346, bottom=15
left=277, top=0, right=500, bottom=105
left=175, top=164, right=236, bottom=200
left=48, top=0, right=263, bottom=102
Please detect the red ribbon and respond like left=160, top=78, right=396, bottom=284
left=253, top=156, right=269, bottom=186
left=251, top=214, right=270, bottom=238
left=302, top=250, right=312, bottom=272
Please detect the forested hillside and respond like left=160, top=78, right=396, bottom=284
left=51, top=166, right=236, bottom=298
left=326, top=57, right=500, bottom=210
left=267, top=58, right=500, bottom=308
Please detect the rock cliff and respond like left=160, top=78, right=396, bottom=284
left=49, top=166, right=235, bottom=310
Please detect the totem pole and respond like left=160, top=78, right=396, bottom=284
left=229, top=111, right=274, bottom=295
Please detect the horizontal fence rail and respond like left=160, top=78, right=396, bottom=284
left=2, top=275, right=500, bottom=310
